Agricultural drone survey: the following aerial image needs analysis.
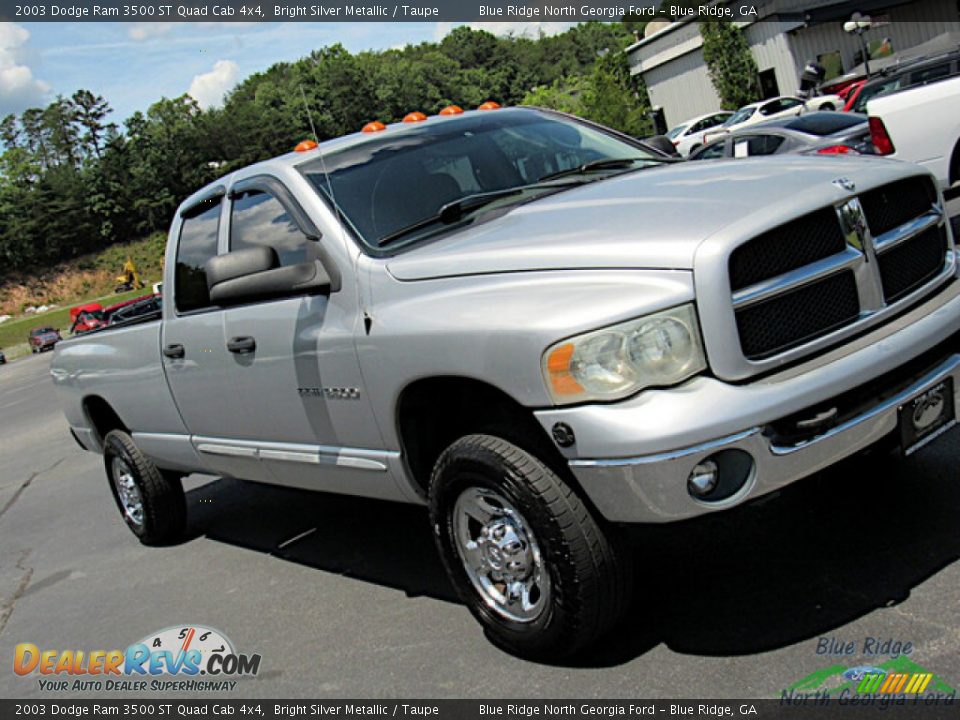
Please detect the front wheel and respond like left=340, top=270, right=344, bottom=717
left=103, top=430, right=186, bottom=545
left=429, top=434, right=632, bottom=660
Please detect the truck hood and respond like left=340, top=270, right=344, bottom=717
left=386, top=156, right=916, bottom=281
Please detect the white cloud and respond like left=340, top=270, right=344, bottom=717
left=128, top=21, right=258, bottom=41
left=127, top=23, right=178, bottom=41
left=187, top=59, right=239, bottom=109
left=0, top=22, right=50, bottom=115
left=434, top=22, right=576, bottom=41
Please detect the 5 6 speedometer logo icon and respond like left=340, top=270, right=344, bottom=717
left=129, top=625, right=260, bottom=676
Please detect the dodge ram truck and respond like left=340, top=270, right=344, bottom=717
left=51, top=106, right=960, bottom=658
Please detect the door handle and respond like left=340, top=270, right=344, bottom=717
left=163, top=343, right=185, bottom=359
left=227, top=336, right=256, bottom=354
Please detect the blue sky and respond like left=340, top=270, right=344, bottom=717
left=1, top=21, right=576, bottom=122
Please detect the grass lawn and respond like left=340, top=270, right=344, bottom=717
left=0, top=286, right=156, bottom=361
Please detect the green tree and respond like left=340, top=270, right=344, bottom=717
left=522, top=76, right=587, bottom=116
left=581, top=50, right=652, bottom=136
left=700, top=21, right=761, bottom=110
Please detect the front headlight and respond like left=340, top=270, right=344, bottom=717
left=542, top=304, right=707, bottom=405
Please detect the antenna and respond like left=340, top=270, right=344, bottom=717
left=299, top=84, right=319, bottom=142
left=295, top=82, right=359, bottom=284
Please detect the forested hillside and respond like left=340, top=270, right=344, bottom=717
left=0, top=23, right=648, bottom=282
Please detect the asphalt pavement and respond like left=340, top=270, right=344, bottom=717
left=1, top=204, right=960, bottom=699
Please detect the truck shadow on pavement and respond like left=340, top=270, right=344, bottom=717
left=183, top=477, right=458, bottom=603
left=181, top=432, right=960, bottom=668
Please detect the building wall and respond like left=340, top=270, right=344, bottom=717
left=628, top=0, right=960, bottom=130
left=642, top=48, right=722, bottom=127
left=787, top=0, right=960, bottom=80
left=745, top=20, right=805, bottom=97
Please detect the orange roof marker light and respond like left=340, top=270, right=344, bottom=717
left=477, top=101, right=501, bottom=111
left=294, top=139, right=318, bottom=153
left=439, top=105, right=464, bottom=116
left=403, top=111, right=428, bottom=123
left=362, top=121, right=386, bottom=133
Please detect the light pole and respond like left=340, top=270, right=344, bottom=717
left=844, top=12, right=874, bottom=77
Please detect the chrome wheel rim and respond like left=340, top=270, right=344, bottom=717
left=452, top=487, right=550, bottom=623
left=111, top=457, right=144, bottom=527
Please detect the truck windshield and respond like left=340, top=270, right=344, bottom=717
left=300, top=108, right=661, bottom=252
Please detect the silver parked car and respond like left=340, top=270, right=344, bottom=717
left=689, top=111, right=874, bottom=160
left=51, top=106, right=958, bottom=659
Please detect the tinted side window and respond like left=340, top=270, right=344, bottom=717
left=694, top=141, right=727, bottom=160
left=734, top=135, right=785, bottom=157
left=911, top=63, right=951, bottom=85
left=175, top=198, right=221, bottom=313
left=230, top=190, right=308, bottom=266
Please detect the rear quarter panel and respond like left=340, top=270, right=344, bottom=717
left=50, top=319, right=189, bottom=448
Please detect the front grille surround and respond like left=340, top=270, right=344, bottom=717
left=716, top=175, right=953, bottom=372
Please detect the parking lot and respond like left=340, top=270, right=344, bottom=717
left=0, top=201, right=957, bottom=700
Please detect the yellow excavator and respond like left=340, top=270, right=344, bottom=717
left=115, top=257, right=145, bottom=293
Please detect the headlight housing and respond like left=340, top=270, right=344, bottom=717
left=542, top=304, right=707, bottom=405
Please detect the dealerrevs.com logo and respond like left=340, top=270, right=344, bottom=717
left=14, top=625, right=261, bottom=693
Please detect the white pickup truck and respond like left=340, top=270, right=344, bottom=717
left=868, top=74, right=960, bottom=190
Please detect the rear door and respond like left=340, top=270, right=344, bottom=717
left=161, top=191, right=273, bottom=482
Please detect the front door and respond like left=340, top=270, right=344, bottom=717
left=220, top=176, right=400, bottom=501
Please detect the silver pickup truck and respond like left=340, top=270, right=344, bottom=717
left=52, top=106, right=959, bottom=658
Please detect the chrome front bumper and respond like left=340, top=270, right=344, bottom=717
left=534, top=281, right=960, bottom=523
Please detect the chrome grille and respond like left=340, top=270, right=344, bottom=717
left=727, top=176, right=951, bottom=364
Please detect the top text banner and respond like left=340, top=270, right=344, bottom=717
left=0, top=0, right=891, bottom=23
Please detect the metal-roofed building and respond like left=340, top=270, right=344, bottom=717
left=626, top=0, right=960, bottom=128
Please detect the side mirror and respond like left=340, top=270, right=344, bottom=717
left=205, top=247, right=332, bottom=307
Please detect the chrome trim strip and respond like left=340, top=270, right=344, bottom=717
left=732, top=249, right=862, bottom=309
left=569, top=428, right=760, bottom=468
left=196, top=443, right=257, bottom=458
left=258, top=448, right=388, bottom=472
left=770, top=354, right=960, bottom=455
left=336, top=456, right=390, bottom=471
left=873, top=209, right=943, bottom=254
left=194, top=437, right=392, bottom=472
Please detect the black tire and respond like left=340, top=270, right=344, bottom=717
left=103, top=430, right=186, bottom=545
left=429, top=433, right=632, bottom=660
left=820, top=103, right=835, bottom=111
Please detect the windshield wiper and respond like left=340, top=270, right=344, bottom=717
left=537, top=157, right=658, bottom=182
left=376, top=182, right=583, bottom=248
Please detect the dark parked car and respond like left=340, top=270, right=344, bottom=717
left=688, top=112, right=873, bottom=161
left=108, top=295, right=162, bottom=325
left=29, top=326, right=62, bottom=353
left=845, top=48, right=960, bottom=114
left=0, top=348, right=6, bottom=364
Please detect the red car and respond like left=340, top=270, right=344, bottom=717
left=69, top=303, right=106, bottom=334
left=29, top=326, right=62, bottom=353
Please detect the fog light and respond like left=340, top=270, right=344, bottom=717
left=688, top=460, right=719, bottom=497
